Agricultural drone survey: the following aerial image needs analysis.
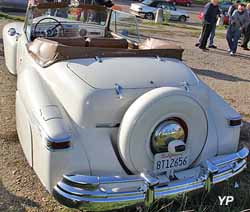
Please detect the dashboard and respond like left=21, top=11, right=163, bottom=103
left=31, top=21, right=105, bottom=40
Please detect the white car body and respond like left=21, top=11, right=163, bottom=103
left=2, top=2, right=248, bottom=211
left=130, top=0, right=189, bottom=21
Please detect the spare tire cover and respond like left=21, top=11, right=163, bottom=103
left=118, top=87, right=208, bottom=173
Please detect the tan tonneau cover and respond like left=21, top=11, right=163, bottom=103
left=27, top=38, right=184, bottom=67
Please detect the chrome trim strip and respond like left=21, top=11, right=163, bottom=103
left=53, top=147, right=249, bottom=211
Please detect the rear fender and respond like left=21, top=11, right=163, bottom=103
left=17, top=69, right=91, bottom=191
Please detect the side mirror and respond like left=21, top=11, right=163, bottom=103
left=8, top=28, right=19, bottom=36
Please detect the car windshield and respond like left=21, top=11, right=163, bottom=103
left=110, top=10, right=140, bottom=42
left=25, top=3, right=108, bottom=40
left=142, top=0, right=154, bottom=6
left=31, top=6, right=108, bottom=26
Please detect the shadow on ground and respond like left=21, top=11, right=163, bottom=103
left=192, top=68, right=250, bottom=83
left=0, top=38, right=4, bottom=58
left=0, top=180, right=39, bottom=212
left=214, top=48, right=250, bottom=60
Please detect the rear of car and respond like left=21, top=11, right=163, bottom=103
left=2, top=1, right=248, bottom=210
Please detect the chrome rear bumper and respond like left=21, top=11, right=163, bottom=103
left=53, top=148, right=249, bottom=211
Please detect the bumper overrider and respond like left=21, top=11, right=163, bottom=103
left=53, top=148, right=249, bottom=211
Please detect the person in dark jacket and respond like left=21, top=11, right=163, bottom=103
left=227, top=4, right=249, bottom=55
left=241, top=3, right=250, bottom=50
left=198, top=0, right=220, bottom=50
left=195, top=6, right=221, bottom=48
left=228, top=0, right=241, bottom=21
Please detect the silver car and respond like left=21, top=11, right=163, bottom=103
left=0, top=0, right=28, bottom=11
left=130, top=0, right=189, bottom=22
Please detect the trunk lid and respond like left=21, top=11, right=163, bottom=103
left=66, top=57, right=199, bottom=89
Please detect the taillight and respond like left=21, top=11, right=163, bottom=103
left=227, top=116, right=242, bottom=127
left=46, top=136, right=71, bottom=150
left=47, top=140, right=71, bottom=150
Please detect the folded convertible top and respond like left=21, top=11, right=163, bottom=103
left=27, top=38, right=184, bottom=67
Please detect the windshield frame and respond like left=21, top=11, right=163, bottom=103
left=108, top=10, right=141, bottom=43
left=24, top=3, right=109, bottom=41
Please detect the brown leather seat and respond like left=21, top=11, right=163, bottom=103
left=86, top=38, right=128, bottom=49
left=49, top=37, right=87, bottom=47
left=27, top=38, right=59, bottom=66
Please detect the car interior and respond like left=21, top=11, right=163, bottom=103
left=26, top=2, right=183, bottom=66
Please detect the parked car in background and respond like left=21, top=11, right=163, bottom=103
left=130, top=0, right=189, bottom=21
left=168, top=0, right=192, bottom=7
left=0, top=0, right=28, bottom=11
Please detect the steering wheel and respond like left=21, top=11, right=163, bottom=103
left=34, top=17, right=64, bottom=38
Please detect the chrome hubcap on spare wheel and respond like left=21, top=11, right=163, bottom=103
left=151, top=118, right=188, bottom=154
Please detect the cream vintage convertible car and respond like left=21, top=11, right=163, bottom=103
left=2, top=0, right=249, bottom=211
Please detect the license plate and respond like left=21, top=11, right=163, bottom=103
left=154, top=153, right=189, bottom=175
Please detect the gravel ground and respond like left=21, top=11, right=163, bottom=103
left=0, top=18, right=250, bottom=212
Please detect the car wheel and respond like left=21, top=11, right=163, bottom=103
left=145, top=12, right=154, bottom=20
left=179, top=15, right=187, bottom=22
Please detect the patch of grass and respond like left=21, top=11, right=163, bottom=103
left=140, top=20, right=226, bottom=39
left=0, top=12, right=24, bottom=22
left=147, top=172, right=250, bottom=212
left=141, top=20, right=199, bottom=31
left=141, top=20, right=226, bottom=32
left=193, top=0, right=209, bottom=5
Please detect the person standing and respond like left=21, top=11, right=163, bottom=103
left=208, top=18, right=219, bottom=48
left=241, top=3, right=250, bottom=50
left=228, top=0, right=241, bottom=21
left=195, top=8, right=221, bottom=48
left=198, top=0, right=220, bottom=51
left=226, top=4, right=249, bottom=55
